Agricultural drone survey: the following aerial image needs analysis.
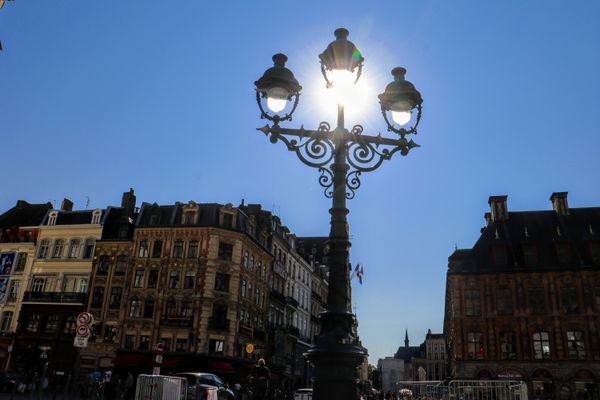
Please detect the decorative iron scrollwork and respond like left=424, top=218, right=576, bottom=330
left=319, top=167, right=334, bottom=198
left=345, top=170, right=361, bottom=199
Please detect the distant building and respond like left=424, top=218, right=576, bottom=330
left=378, top=330, right=421, bottom=392
left=410, top=329, right=447, bottom=381
left=444, top=193, right=600, bottom=400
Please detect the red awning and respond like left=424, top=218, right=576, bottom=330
left=207, top=359, right=235, bottom=374
left=112, top=354, right=146, bottom=367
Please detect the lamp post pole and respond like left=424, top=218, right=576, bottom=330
left=254, top=28, right=423, bottom=400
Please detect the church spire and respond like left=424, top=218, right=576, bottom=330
left=405, top=329, right=409, bottom=348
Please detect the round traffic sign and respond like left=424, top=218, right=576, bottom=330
left=76, top=324, right=90, bottom=337
left=245, top=343, right=254, bottom=354
left=77, top=312, right=92, bottom=325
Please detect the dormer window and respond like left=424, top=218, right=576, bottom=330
left=222, top=213, right=233, bottom=228
left=91, top=209, right=102, bottom=224
left=48, top=211, right=58, bottom=226
left=183, top=211, right=196, bottom=225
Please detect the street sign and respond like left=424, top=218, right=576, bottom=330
left=73, top=336, right=88, bottom=348
left=77, top=312, right=93, bottom=325
left=76, top=324, right=90, bottom=337
left=155, top=355, right=163, bottom=364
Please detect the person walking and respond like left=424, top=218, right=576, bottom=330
left=251, top=359, right=270, bottom=400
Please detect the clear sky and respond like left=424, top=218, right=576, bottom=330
left=1, top=1, right=600, bottom=364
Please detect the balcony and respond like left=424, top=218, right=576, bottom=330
left=285, top=296, right=299, bottom=308
left=270, top=289, right=286, bottom=304
left=160, top=316, right=193, bottom=327
left=208, top=317, right=229, bottom=331
left=273, top=261, right=288, bottom=279
left=23, top=291, right=86, bottom=304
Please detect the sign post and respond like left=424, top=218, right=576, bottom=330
left=153, top=343, right=164, bottom=375
left=74, top=312, right=93, bottom=348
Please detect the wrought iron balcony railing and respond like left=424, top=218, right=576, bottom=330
left=23, top=291, right=86, bottom=304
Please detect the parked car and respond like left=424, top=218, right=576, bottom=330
left=294, top=388, right=312, bottom=400
left=173, top=372, right=235, bottom=400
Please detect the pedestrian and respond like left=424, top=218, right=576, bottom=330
left=251, top=358, right=270, bottom=400
left=124, top=372, right=134, bottom=400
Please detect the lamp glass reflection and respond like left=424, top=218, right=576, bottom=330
left=266, top=86, right=289, bottom=113
left=391, top=110, right=412, bottom=126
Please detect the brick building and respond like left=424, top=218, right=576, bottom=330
left=444, top=193, right=600, bottom=400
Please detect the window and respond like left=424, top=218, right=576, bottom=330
left=138, top=240, right=149, bottom=258
left=32, top=278, right=45, bottom=293
left=134, top=270, right=144, bottom=288
left=45, top=314, right=60, bottom=332
left=566, top=331, right=585, bottom=359
left=115, top=256, right=127, bottom=275
left=38, top=240, right=50, bottom=259
left=12, top=253, right=27, bottom=273
left=187, top=241, right=198, bottom=258
left=161, top=338, right=172, bottom=352
left=215, top=273, right=230, bottom=292
left=250, top=256, right=255, bottom=271
left=184, top=272, right=195, bottom=289
left=169, top=271, right=180, bottom=289
left=26, top=314, right=40, bottom=332
left=104, top=325, right=117, bottom=342
left=533, top=332, right=551, bottom=359
left=561, top=287, right=579, bottom=314
left=129, top=297, right=141, bottom=317
left=165, top=298, right=177, bottom=316
left=241, top=280, right=247, bottom=298
left=63, top=315, right=76, bottom=334
left=91, top=210, right=102, bottom=224
left=467, top=332, right=484, bottom=360
left=556, top=243, right=572, bottom=264
left=143, top=297, right=155, bottom=318
left=464, top=289, right=481, bottom=316
left=0, top=311, right=13, bottom=331
left=528, top=288, right=546, bottom=314
left=48, top=212, right=57, bottom=226
left=8, top=281, right=18, bottom=301
left=222, top=213, right=233, bottom=228
left=522, top=244, right=538, bottom=265
left=52, top=239, right=65, bottom=258
left=496, top=288, right=513, bottom=315
left=91, top=287, right=104, bottom=308
left=218, top=242, right=233, bottom=261
left=124, top=335, right=135, bottom=350
left=183, top=211, right=195, bottom=225
left=594, top=287, right=600, bottom=312
left=244, top=252, right=249, bottom=269
left=175, top=338, right=188, bottom=352
left=173, top=241, right=184, bottom=258
left=500, top=331, right=517, bottom=359
left=139, top=335, right=150, bottom=350
left=181, top=300, right=192, bottom=317
left=209, top=339, right=224, bottom=354
left=147, top=270, right=159, bottom=288
left=97, top=256, right=110, bottom=275
left=68, top=239, right=80, bottom=258
left=152, top=240, right=163, bottom=258
left=109, top=287, right=122, bottom=309
left=83, top=239, right=95, bottom=259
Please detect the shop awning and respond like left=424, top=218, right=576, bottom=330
left=207, top=359, right=235, bottom=374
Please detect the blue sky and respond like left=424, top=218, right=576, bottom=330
left=1, top=1, right=599, bottom=364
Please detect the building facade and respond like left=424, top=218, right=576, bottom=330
left=11, top=198, right=106, bottom=376
left=444, top=193, right=600, bottom=400
left=410, top=329, right=447, bottom=381
left=0, top=200, right=51, bottom=371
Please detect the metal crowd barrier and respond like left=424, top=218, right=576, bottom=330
left=396, top=380, right=528, bottom=400
left=135, top=375, right=187, bottom=400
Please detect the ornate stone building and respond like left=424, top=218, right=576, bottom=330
left=113, top=201, right=272, bottom=375
left=444, top=193, right=600, bottom=400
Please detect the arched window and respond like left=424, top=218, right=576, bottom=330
left=68, top=239, right=81, bottom=258
left=91, top=209, right=102, bottom=224
left=244, top=252, right=249, bottom=268
left=250, top=256, right=254, bottom=271
left=47, top=211, right=58, bottom=226
left=129, top=297, right=141, bottom=318
left=52, top=239, right=65, bottom=258
left=138, top=240, right=149, bottom=258
left=38, top=239, right=50, bottom=259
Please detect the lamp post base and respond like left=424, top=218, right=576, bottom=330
left=305, top=312, right=367, bottom=400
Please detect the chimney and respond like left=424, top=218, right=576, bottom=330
left=61, top=198, right=74, bottom=211
left=488, top=195, right=508, bottom=222
left=121, top=188, right=136, bottom=218
left=550, top=192, right=569, bottom=216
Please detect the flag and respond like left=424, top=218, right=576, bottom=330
left=354, top=263, right=364, bottom=284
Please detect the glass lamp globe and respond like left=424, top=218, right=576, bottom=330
left=266, top=87, right=289, bottom=113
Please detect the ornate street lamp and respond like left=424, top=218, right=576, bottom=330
left=254, top=28, right=423, bottom=400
